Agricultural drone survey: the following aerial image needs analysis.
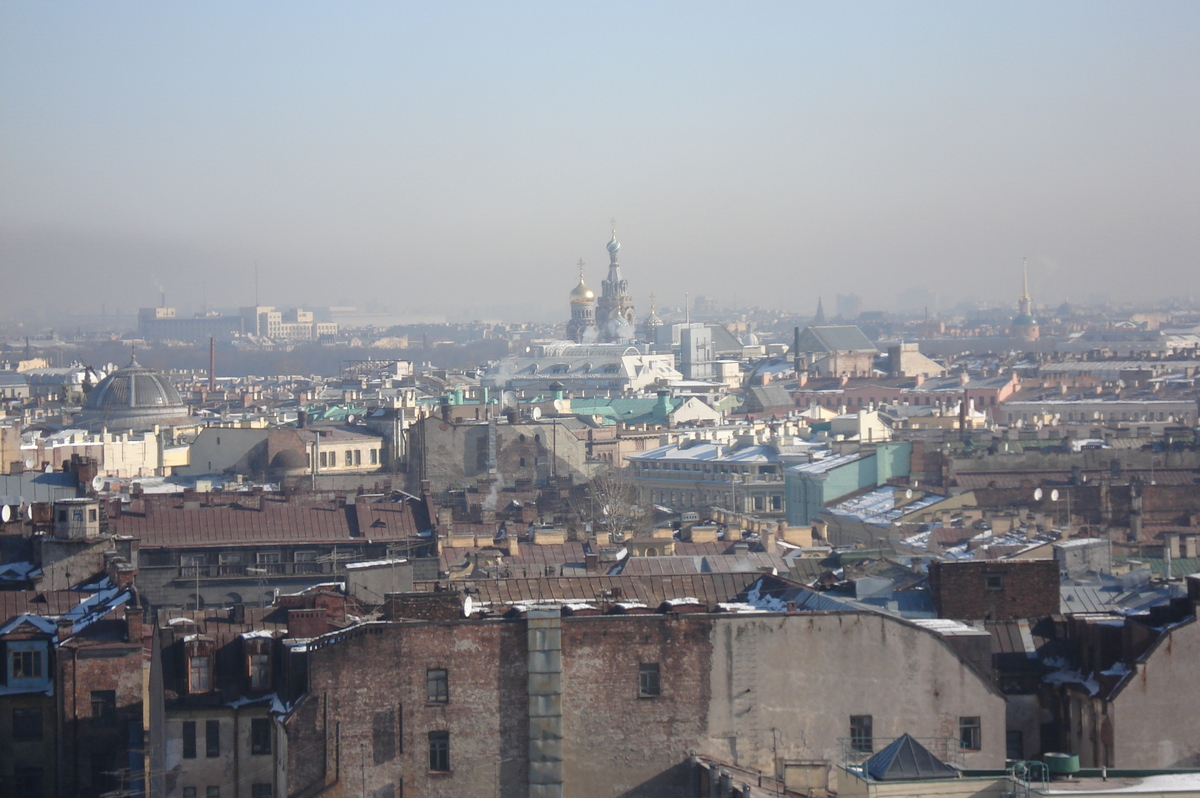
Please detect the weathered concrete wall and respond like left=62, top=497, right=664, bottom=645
left=704, top=613, right=1007, bottom=793
left=413, top=417, right=592, bottom=493
left=1100, top=615, right=1200, bottom=767
left=288, top=611, right=1008, bottom=798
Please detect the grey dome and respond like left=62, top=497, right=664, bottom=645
left=80, top=358, right=188, bottom=431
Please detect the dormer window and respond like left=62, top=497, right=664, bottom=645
left=189, top=655, right=211, bottom=692
left=250, top=654, right=270, bottom=689
left=184, top=638, right=215, bottom=693
left=12, top=649, right=43, bottom=679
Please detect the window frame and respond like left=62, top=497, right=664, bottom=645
left=250, top=717, right=272, bottom=755
left=426, top=668, right=449, bottom=704
left=91, top=689, right=117, bottom=728
left=850, top=715, right=874, bottom=753
left=12, top=648, right=44, bottom=679
left=428, top=730, right=450, bottom=773
left=959, top=716, right=982, bottom=751
left=206, top=719, right=221, bottom=758
left=182, top=720, right=197, bottom=759
left=638, top=662, right=661, bottom=698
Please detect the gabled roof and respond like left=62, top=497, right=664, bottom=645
left=794, top=326, right=877, bottom=355
left=864, top=734, right=959, bottom=781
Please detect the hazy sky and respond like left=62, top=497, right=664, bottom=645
left=2, top=2, right=1198, bottom=321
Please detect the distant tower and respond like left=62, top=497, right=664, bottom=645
left=1011, top=258, right=1040, bottom=342
left=596, top=226, right=636, bottom=342
left=566, top=259, right=597, bottom=343
left=814, top=296, right=828, bottom=325
left=641, top=293, right=664, bottom=344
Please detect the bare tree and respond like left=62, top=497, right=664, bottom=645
left=576, top=464, right=653, bottom=541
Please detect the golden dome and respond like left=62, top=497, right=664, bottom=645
left=569, top=278, right=595, bottom=304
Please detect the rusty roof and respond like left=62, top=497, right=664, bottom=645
left=112, top=493, right=429, bottom=549
left=0, top=590, right=87, bottom=623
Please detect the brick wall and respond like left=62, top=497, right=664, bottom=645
left=929, top=559, right=1060, bottom=620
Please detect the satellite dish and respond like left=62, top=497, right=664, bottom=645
left=1034, top=488, right=1043, bottom=501
left=912, top=480, right=919, bottom=488
left=25, top=505, right=33, bottom=520
left=905, top=489, right=913, bottom=499
left=44, top=464, right=53, bottom=474
left=0, top=506, right=9, bottom=523
left=92, top=475, right=105, bottom=492
left=1050, top=489, right=1060, bottom=502
left=24, top=458, right=34, bottom=469
left=531, top=407, right=542, bottom=420
left=462, top=594, right=474, bottom=617
left=346, top=414, right=356, bottom=424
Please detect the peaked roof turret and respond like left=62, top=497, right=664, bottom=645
left=864, top=734, right=959, bottom=782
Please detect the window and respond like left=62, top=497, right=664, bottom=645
left=319, top=451, right=328, bottom=468
left=345, top=450, right=353, bottom=466
left=91, top=690, right=117, bottom=727
left=294, top=550, right=319, bottom=574
left=959, top=717, right=981, bottom=751
left=638, top=663, right=661, bottom=697
left=12, top=649, right=43, bottom=679
left=985, top=574, right=1004, bottom=591
left=13, top=768, right=43, bottom=795
left=250, top=654, right=271, bottom=690
left=218, top=552, right=245, bottom=576
left=13, top=707, right=42, bottom=740
left=190, top=656, right=211, bottom=692
left=251, top=718, right=271, bottom=755
left=89, top=508, right=98, bottom=522
left=428, top=730, right=450, bottom=772
left=354, top=449, right=362, bottom=466
left=207, top=788, right=221, bottom=798
left=184, top=788, right=197, bottom=798
left=370, top=449, right=378, bottom=465
left=850, top=715, right=873, bottom=753
left=427, top=668, right=449, bottom=703
left=183, top=720, right=197, bottom=758
left=251, top=785, right=271, bottom=798
left=206, top=719, right=221, bottom=757
left=181, top=553, right=207, bottom=578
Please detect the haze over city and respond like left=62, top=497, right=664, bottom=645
left=2, top=2, right=1197, bottom=323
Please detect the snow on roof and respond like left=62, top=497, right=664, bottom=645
left=344, top=558, right=408, bottom=570
left=786, top=453, right=861, bottom=475
left=826, top=487, right=941, bottom=526
left=240, top=629, right=278, bottom=640
left=715, top=602, right=767, bottom=614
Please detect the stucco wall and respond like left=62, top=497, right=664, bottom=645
left=705, top=613, right=1007, bottom=793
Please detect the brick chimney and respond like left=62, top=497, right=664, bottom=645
left=56, top=617, right=73, bottom=642
left=125, top=605, right=143, bottom=644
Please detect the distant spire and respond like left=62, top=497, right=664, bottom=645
left=1021, top=257, right=1031, bottom=303
left=814, top=296, right=827, bottom=325
left=578, top=257, right=585, bottom=280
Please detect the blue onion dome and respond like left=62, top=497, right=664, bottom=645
left=606, top=231, right=621, bottom=255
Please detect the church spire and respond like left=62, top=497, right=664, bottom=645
left=1020, top=257, right=1031, bottom=304
left=814, top=296, right=827, bottom=325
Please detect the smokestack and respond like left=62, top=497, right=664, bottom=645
left=209, top=337, right=216, bottom=393
left=161, top=291, right=166, bottom=309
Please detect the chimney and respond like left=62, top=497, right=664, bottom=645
left=762, top=530, right=776, bottom=553
left=507, top=536, right=519, bottom=557
left=231, top=603, right=246, bottom=624
left=56, top=617, right=73, bottom=642
left=125, top=605, right=143, bottom=644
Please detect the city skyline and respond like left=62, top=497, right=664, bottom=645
left=2, top=2, right=1198, bottom=321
